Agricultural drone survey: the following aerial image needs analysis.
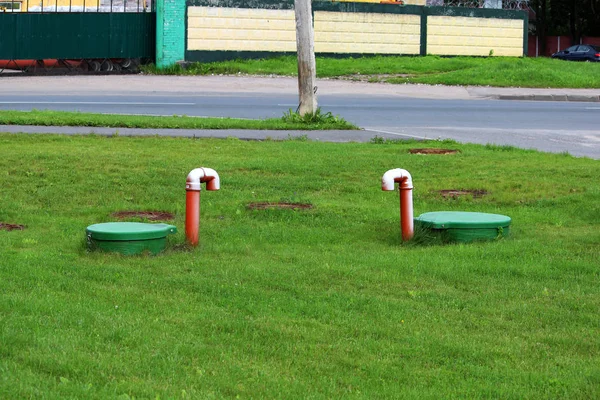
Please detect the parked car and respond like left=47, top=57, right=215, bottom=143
left=551, top=44, right=600, bottom=62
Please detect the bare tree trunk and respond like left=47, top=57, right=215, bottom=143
left=294, top=0, right=317, bottom=116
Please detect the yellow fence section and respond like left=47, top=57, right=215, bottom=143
left=186, top=3, right=526, bottom=58
left=428, top=16, right=524, bottom=56
left=335, top=0, right=425, bottom=4
left=314, top=11, right=420, bottom=54
left=188, top=6, right=296, bottom=52
left=188, top=6, right=421, bottom=55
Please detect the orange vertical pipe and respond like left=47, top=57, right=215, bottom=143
left=400, top=186, right=414, bottom=241
left=185, top=168, right=220, bottom=247
left=185, top=190, right=200, bottom=246
left=382, top=168, right=414, bottom=241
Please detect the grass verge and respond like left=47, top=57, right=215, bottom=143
left=1, top=133, right=599, bottom=398
left=143, top=55, right=600, bottom=88
left=0, top=109, right=358, bottom=131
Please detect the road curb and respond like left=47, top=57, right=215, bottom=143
left=496, top=94, right=600, bottom=102
left=0, top=125, right=383, bottom=142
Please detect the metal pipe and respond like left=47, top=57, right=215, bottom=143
left=185, top=167, right=220, bottom=246
left=382, top=168, right=414, bottom=241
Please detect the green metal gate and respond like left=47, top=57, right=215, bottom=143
left=0, top=3, right=155, bottom=72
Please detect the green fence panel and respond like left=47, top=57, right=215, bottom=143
left=0, top=14, right=17, bottom=59
left=0, top=13, right=155, bottom=60
left=109, top=13, right=156, bottom=58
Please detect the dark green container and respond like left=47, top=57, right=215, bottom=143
left=86, top=222, right=177, bottom=255
left=415, top=211, right=511, bottom=243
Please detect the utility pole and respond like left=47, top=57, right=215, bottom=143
left=294, top=0, right=317, bottom=116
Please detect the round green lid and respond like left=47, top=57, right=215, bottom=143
left=415, top=211, right=511, bottom=229
left=86, top=222, right=177, bottom=241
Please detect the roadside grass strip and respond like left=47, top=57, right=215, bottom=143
left=0, top=134, right=599, bottom=398
left=0, top=109, right=358, bottom=131
left=144, top=55, right=600, bottom=89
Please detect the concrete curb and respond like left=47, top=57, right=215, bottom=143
left=0, top=125, right=395, bottom=143
left=495, top=94, right=600, bottom=102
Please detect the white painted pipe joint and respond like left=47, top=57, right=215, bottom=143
left=186, top=167, right=220, bottom=192
left=382, top=168, right=413, bottom=191
left=382, top=168, right=414, bottom=241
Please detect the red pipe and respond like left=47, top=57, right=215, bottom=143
left=382, top=168, right=414, bottom=241
left=0, top=59, right=83, bottom=69
left=185, top=191, right=201, bottom=246
left=185, top=168, right=220, bottom=246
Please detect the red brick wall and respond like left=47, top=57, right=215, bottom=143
left=528, top=36, right=600, bottom=57
left=582, top=36, right=600, bottom=46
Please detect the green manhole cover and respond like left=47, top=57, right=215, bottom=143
left=86, top=222, right=177, bottom=255
left=415, top=211, right=511, bottom=243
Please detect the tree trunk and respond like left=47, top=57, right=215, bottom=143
left=294, top=0, right=317, bottom=116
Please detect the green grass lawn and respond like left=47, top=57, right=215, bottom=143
left=0, top=109, right=357, bottom=131
left=144, top=55, right=600, bottom=88
left=1, top=133, right=599, bottom=398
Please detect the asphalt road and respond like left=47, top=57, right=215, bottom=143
left=1, top=75, right=599, bottom=158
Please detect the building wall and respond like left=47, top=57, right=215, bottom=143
left=25, top=0, right=101, bottom=11
left=428, top=16, right=524, bottom=56
left=19, top=0, right=149, bottom=11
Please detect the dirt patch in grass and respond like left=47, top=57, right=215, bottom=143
left=247, top=202, right=313, bottom=210
left=440, top=189, right=488, bottom=199
left=168, top=243, right=194, bottom=253
left=0, top=222, right=25, bottom=231
left=112, top=211, right=175, bottom=221
left=333, top=73, right=414, bottom=83
left=410, top=148, right=458, bottom=155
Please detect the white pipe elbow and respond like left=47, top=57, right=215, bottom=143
left=382, top=168, right=413, bottom=191
left=200, top=168, right=220, bottom=191
left=186, top=167, right=220, bottom=191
